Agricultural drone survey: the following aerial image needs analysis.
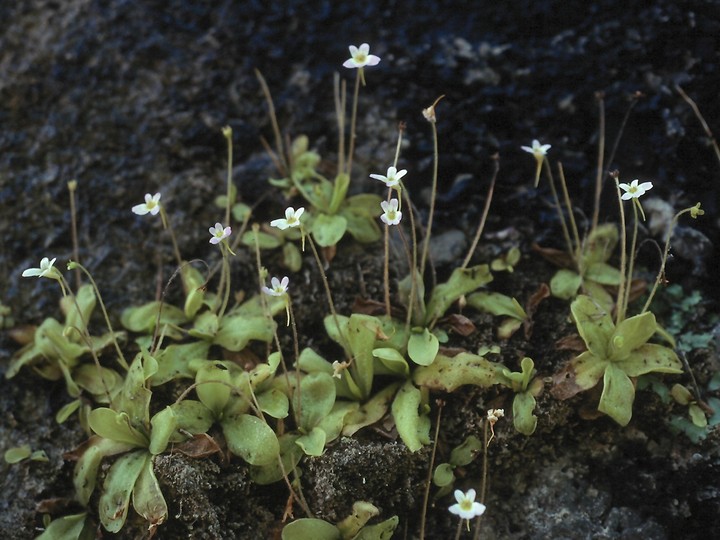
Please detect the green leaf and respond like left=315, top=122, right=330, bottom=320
left=295, top=426, right=327, bottom=456
left=413, top=353, right=500, bottom=392
left=169, top=400, right=214, bottom=442
left=340, top=206, right=382, bottom=244
left=56, top=399, right=82, bottom=424
left=585, top=262, right=621, bottom=285
left=391, top=382, right=430, bottom=452
left=598, top=363, right=635, bottom=426
left=149, top=406, right=177, bottom=455
left=74, top=364, right=123, bottom=401
left=425, top=265, right=493, bottom=324
left=195, top=361, right=232, bottom=417
left=74, top=437, right=136, bottom=506
left=241, top=230, right=282, bottom=249
left=188, top=311, right=219, bottom=340
left=250, top=433, right=302, bottom=485
left=282, top=519, right=341, bottom=540
left=296, top=372, right=336, bottom=431
left=98, top=451, right=148, bottom=532
left=181, top=264, right=207, bottom=319
left=329, top=173, right=350, bottom=214
left=354, top=516, right=399, bottom=540
left=317, top=401, right=358, bottom=443
left=614, top=344, right=683, bottom=377
left=346, top=314, right=382, bottom=398
left=609, top=312, right=657, bottom=361
left=88, top=408, right=149, bottom=447
left=132, top=456, right=168, bottom=530
left=689, top=403, right=708, bottom=428
left=433, top=463, right=455, bottom=487
left=4, top=445, right=31, bottom=464
left=36, top=513, right=91, bottom=540
left=337, top=501, right=379, bottom=538
left=151, top=341, right=211, bottom=385
left=120, top=301, right=187, bottom=337
left=222, top=413, right=279, bottom=465
left=116, top=350, right=154, bottom=429
left=312, top=213, right=347, bottom=247
left=372, top=347, right=409, bottom=376
left=513, top=392, right=538, bottom=435
left=343, top=383, right=400, bottom=437
left=570, top=295, right=614, bottom=358
left=61, top=284, right=96, bottom=339
left=283, top=242, right=303, bottom=272
left=298, top=347, right=334, bottom=374
left=569, top=351, right=608, bottom=391
left=214, top=315, right=274, bottom=351
left=407, top=328, right=439, bottom=366
left=582, top=223, right=618, bottom=265
left=467, top=292, right=527, bottom=320
left=449, top=436, right=482, bottom=466
left=257, top=388, right=289, bottom=419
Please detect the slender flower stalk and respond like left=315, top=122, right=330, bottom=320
left=208, top=223, right=233, bottom=318
left=419, top=401, right=444, bottom=540
left=342, top=43, right=380, bottom=179
left=420, top=95, right=445, bottom=279
left=642, top=203, right=703, bottom=314
left=613, top=172, right=629, bottom=323
left=542, top=159, right=575, bottom=259
left=222, top=126, right=234, bottom=227
left=461, top=156, right=499, bottom=269
left=68, top=261, right=129, bottom=370
left=615, top=177, right=653, bottom=322
left=67, top=180, right=81, bottom=289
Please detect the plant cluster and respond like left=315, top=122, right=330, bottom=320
left=5, top=42, right=713, bottom=540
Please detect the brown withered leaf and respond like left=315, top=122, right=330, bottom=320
left=551, top=362, right=593, bottom=400
left=444, top=313, right=476, bottom=336
left=531, top=243, right=575, bottom=269
left=36, top=497, right=76, bottom=514
left=351, top=297, right=405, bottom=319
left=7, top=324, right=36, bottom=346
left=523, top=282, right=551, bottom=339
left=555, top=334, right=587, bottom=352
left=62, top=436, right=101, bottom=461
left=322, top=244, right=337, bottom=264
left=171, top=433, right=223, bottom=460
left=437, top=346, right=467, bottom=357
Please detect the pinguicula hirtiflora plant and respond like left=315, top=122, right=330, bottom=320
left=523, top=139, right=624, bottom=312
left=551, top=173, right=704, bottom=426
left=253, top=44, right=385, bottom=253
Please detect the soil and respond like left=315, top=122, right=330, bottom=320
left=1, top=1, right=719, bottom=539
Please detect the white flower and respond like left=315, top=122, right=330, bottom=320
left=271, top=207, right=305, bottom=230
left=619, top=179, right=653, bottom=200
left=131, top=193, right=162, bottom=216
left=22, top=257, right=58, bottom=278
left=370, top=166, right=407, bottom=188
left=449, top=489, right=486, bottom=520
left=487, top=408, right=505, bottom=423
left=521, top=139, right=551, bottom=158
left=209, top=222, right=232, bottom=244
left=262, top=276, right=289, bottom=296
left=380, top=198, right=402, bottom=226
left=343, top=43, right=381, bottom=69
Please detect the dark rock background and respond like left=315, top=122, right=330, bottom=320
left=1, top=1, right=719, bottom=539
